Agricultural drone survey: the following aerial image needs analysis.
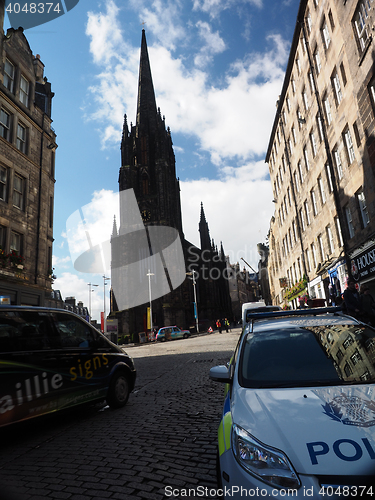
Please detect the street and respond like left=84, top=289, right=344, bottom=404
left=0, top=328, right=241, bottom=500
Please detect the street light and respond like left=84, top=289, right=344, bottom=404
left=187, top=270, right=199, bottom=333
left=87, top=283, right=98, bottom=323
left=103, top=275, right=110, bottom=334
left=146, top=269, right=154, bottom=334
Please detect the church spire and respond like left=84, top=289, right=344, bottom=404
left=136, top=29, right=158, bottom=135
left=199, top=202, right=211, bottom=251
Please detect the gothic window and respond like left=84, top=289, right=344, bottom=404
left=142, top=174, right=149, bottom=195
left=140, top=136, right=148, bottom=165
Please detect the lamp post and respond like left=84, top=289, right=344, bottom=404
left=103, top=275, right=110, bottom=334
left=146, top=270, right=154, bottom=334
left=187, top=270, right=199, bottom=333
left=87, top=283, right=98, bottom=323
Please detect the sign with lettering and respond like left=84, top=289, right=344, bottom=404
left=350, top=243, right=375, bottom=282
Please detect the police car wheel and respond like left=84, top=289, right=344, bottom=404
left=183, top=333, right=189, bottom=339
left=107, top=371, right=130, bottom=408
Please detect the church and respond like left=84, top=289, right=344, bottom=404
left=109, top=30, right=232, bottom=335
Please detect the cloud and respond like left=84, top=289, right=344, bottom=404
left=180, top=161, right=274, bottom=269
left=53, top=272, right=104, bottom=322
left=192, top=0, right=263, bottom=18
left=194, top=21, right=226, bottom=68
left=85, top=9, right=289, bottom=162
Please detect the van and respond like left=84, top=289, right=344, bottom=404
left=241, top=302, right=281, bottom=326
left=0, top=306, right=136, bottom=427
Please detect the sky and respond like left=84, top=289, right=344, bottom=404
left=5, top=0, right=299, bottom=322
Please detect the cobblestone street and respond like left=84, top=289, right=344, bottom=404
left=0, top=329, right=240, bottom=500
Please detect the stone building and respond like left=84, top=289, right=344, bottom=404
left=266, top=0, right=375, bottom=308
left=110, top=30, right=232, bottom=335
left=0, top=3, right=57, bottom=306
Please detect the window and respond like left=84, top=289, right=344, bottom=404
left=300, top=208, right=306, bottom=231
left=282, top=155, right=287, bottom=173
left=308, top=71, right=315, bottom=93
left=303, top=147, right=310, bottom=171
left=292, top=126, right=297, bottom=145
left=304, top=200, right=311, bottom=225
left=0, top=165, right=7, bottom=201
left=311, top=243, right=317, bottom=268
left=325, top=163, right=334, bottom=193
left=3, top=59, right=15, bottom=92
left=328, top=10, right=335, bottom=30
left=286, top=95, right=291, bottom=112
left=316, top=114, right=324, bottom=142
left=0, top=109, right=10, bottom=141
left=19, top=76, right=29, bottom=107
left=287, top=187, right=291, bottom=207
left=296, top=57, right=301, bottom=75
left=291, top=77, right=296, bottom=94
left=314, top=47, right=321, bottom=74
left=302, top=87, right=309, bottom=110
left=333, top=148, right=343, bottom=179
left=10, top=230, right=22, bottom=254
left=292, top=221, right=297, bottom=243
left=0, top=225, right=5, bottom=250
left=288, top=138, right=293, bottom=156
left=353, top=121, right=361, bottom=147
left=311, top=189, right=318, bottom=216
left=323, top=95, right=332, bottom=125
left=353, top=0, right=372, bottom=53
left=298, top=161, right=304, bottom=183
left=326, top=225, right=334, bottom=254
left=345, top=205, right=355, bottom=238
left=318, top=176, right=326, bottom=204
left=322, top=19, right=331, bottom=50
left=331, top=71, right=343, bottom=106
left=357, top=189, right=370, bottom=227
left=13, top=173, right=24, bottom=210
left=306, top=10, right=312, bottom=34
left=343, top=127, right=355, bottom=164
left=335, top=216, right=344, bottom=247
left=310, top=130, right=317, bottom=157
left=294, top=171, right=300, bottom=192
left=318, top=234, right=325, bottom=261
left=16, top=123, right=26, bottom=154
left=340, top=62, right=347, bottom=87
left=306, top=249, right=312, bottom=272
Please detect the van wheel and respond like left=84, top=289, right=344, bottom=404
left=107, top=371, right=130, bottom=408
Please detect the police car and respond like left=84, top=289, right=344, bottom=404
left=210, top=308, right=375, bottom=498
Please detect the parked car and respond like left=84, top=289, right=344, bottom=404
left=156, top=326, right=190, bottom=341
left=0, top=306, right=136, bottom=428
left=210, top=307, right=375, bottom=498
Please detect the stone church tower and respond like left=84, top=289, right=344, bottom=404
left=110, top=30, right=232, bottom=336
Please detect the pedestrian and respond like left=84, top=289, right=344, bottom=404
left=360, top=285, right=375, bottom=325
left=216, top=319, right=222, bottom=333
left=224, top=318, right=229, bottom=333
left=343, top=280, right=363, bottom=319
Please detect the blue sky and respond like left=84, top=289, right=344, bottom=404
left=5, top=0, right=299, bottom=321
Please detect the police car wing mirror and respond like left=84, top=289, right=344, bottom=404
left=209, top=365, right=232, bottom=384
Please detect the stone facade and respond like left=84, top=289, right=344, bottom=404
left=0, top=3, right=57, bottom=305
left=266, top=0, right=375, bottom=308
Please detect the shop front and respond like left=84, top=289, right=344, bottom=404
left=349, top=239, right=375, bottom=295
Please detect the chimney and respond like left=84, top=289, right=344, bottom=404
left=33, top=54, right=45, bottom=82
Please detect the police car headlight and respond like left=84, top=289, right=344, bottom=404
left=232, top=424, right=301, bottom=489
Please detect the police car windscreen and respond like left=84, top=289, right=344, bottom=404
left=239, top=322, right=375, bottom=388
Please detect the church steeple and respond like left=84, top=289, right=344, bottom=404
left=199, top=202, right=211, bottom=251
left=136, top=29, right=158, bottom=135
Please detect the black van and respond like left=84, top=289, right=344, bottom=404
left=0, top=306, right=136, bottom=427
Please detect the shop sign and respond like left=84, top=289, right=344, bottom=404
left=350, top=243, right=375, bottom=282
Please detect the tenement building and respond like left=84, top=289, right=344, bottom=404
left=266, top=0, right=375, bottom=308
left=0, top=3, right=57, bottom=305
